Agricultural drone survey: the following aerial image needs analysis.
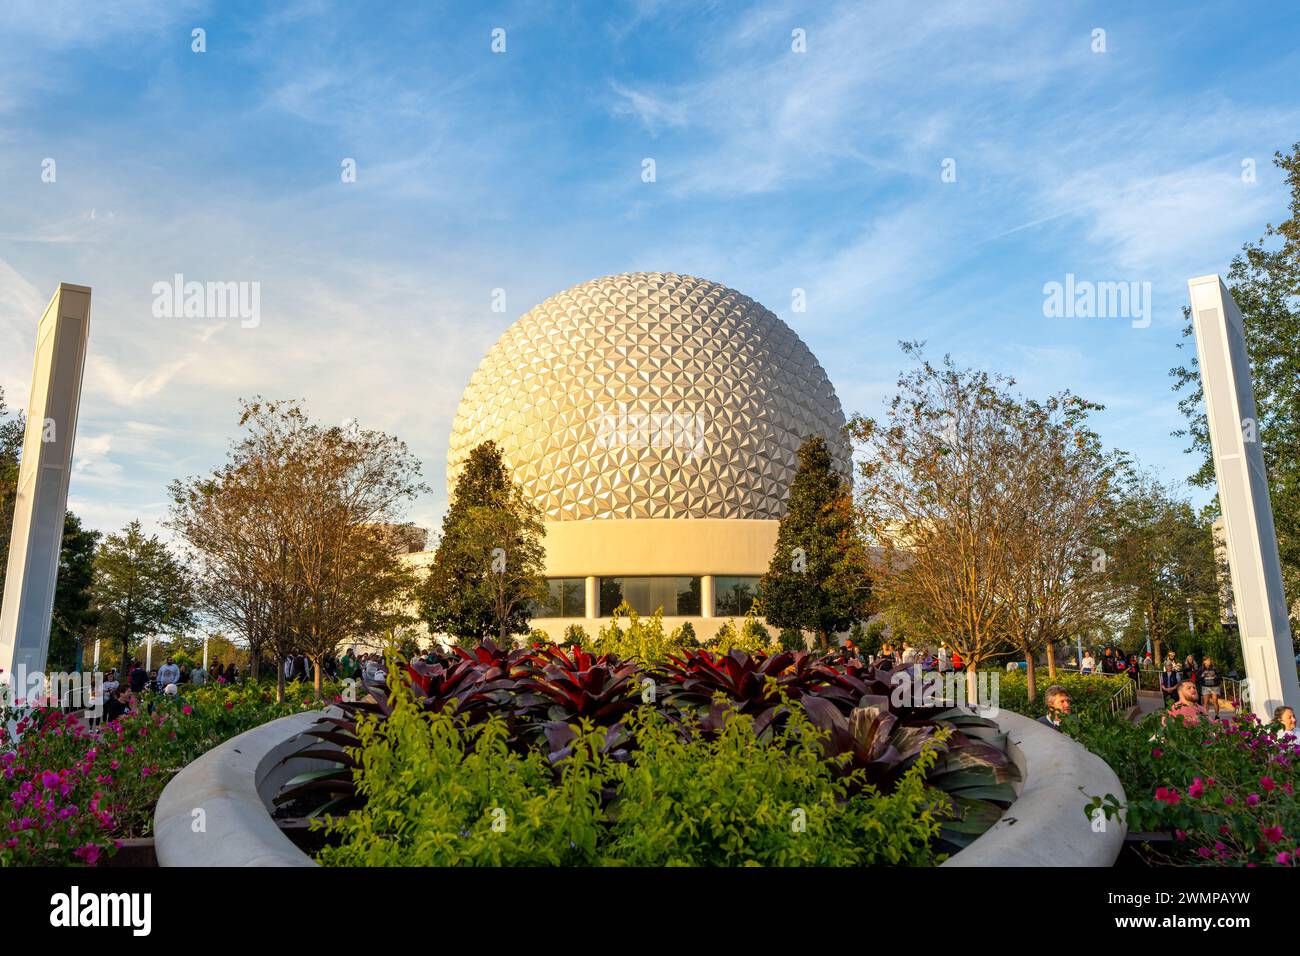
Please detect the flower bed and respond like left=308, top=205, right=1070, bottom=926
left=1, top=680, right=338, bottom=866
left=286, top=643, right=1022, bottom=865
left=1068, top=709, right=1300, bottom=866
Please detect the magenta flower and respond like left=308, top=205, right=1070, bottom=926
left=1261, top=776, right=1276, bottom=792
left=1247, top=793, right=1260, bottom=807
left=1262, top=825, right=1286, bottom=845
left=1277, top=851, right=1292, bottom=865
left=72, top=843, right=101, bottom=866
left=1189, top=778, right=1205, bottom=798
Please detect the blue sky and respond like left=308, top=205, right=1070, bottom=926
left=1, top=0, right=1298, bottom=539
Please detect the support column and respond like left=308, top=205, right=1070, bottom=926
left=0, top=283, right=92, bottom=703
left=584, top=576, right=599, bottom=620
left=1188, top=275, right=1300, bottom=721
left=701, top=575, right=716, bottom=618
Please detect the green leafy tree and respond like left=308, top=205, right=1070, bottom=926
left=91, top=521, right=194, bottom=675
left=48, top=513, right=100, bottom=672
left=760, top=436, right=872, bottom=648
left=419, top=441, right=547, bottom=645
left=0, top=388, right=25, bottom=604
left=1104, top=473, right=1220, bottom=664
left=1171, top=143, right=1300, bottom=610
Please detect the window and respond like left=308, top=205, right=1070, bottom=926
left=533, top=578, right=586, bottom=617
left=599, top=576, right=701, bottom=616
left=715, top=576, right=761, bottom=616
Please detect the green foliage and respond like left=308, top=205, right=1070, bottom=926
left=91, top=520, right=193, bottom=675
left=317, top=700, right=607, bottom=867
left=993, top=669, right=1125, bottom=721
left=1072, top=710, right=1300, bottom=866
left=562, top=623, right=588, bottom=645
left=47, top=513, right=100, bottom=672
left=419, top=441, right=547, bottom=644
left=707, top=611, right=774, bottom=655
left=0, top=679, right=333, bottom=866
left=761, top=435, right=872, bottom=643
left=1172, top=143, right=1300, bottom=609
left=778, top=628, right=808, bottom=653
left=316, top=679, right=945, bottom=867
left=605, top=705, right=944, bottom=866
left=588, top=602, right=692, bottom=661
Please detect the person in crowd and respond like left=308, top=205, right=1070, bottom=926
left=1164, top=678, right=1206, bottom=727
left=950, top=648, right=963, bottom=671
left=128, top=661, right=148, bottom=694
left=102, top=669, right=120, bottom=696
left=1100, top=648, right=1116, bottom=674
left=1080, top=650, right=1096, bottom=674
left=157, top=657, right=180, bottom=688
left=190, top=661, right=207, bottom=686
left=223, top=662, right=238, bottom=684
left=1038, top=686, right=1071, bottom=729
left=900, top=642, right=918, bottom=666
left=1273, top=706, right=1297, bottom=740
left=1198, top=656, right=1222, bottom=719
left=1125, top=654, right=1140, bottom=684
left=1182, top=655, right=1200, bottom=688
left=146, top=669, right=161, bottom=694
left=936, top=644, right=951, bottom=673
left=1141, top=651, right=1154, bottom=670
left=105, top=687, right=131, bottom=722
left=340, top=647, right=359, bottom=680
left=1160, top=660, right=1180, bottom=705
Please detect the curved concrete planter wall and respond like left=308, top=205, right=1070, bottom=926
left=154, top=710, right=327, bottom=867
left=942, top=709, right=1127, bottom=867
left=156, top=705, right=1127, bottom=867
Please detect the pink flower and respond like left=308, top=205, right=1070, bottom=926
left=1262, top=825, right=1286, bottom=845
left=1154, top=786, right=1182, bottom=806
left=1277, top=851, right=1292, bottom=865
left=1151, top=748, right=1162, bottom=758
left=1247, top=793, right=1260, bottom=807
left=72, top=843, right=101, bottom=866
left=1197, top=847, right=1213, bottom=859
left=1261, top=776, right=1276, bottom=792
left=1189, top=778, right=1205, bottom=798
left=1175, top=830, right=1188, bottom=842
left=182, top=705, right=192, bottom=716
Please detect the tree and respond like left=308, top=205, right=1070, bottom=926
left=91, top=521, right=193, bottom=676
left=0, top=388, right=25, bottom=604
left=1171, top=143, right=1300, bottom=612
left=760, top=435, right=872, bottom=648
left=418, top=441, right=547, bottom=646
left=850, top=344, right=1028, bottom=702
left=1104, top=473, right=1220, bottom=665
left=996, top=394, right=1121, bottom=701
left=48, top=513, right=100, bottom=672
left=172, top=399, right=425, bottom=700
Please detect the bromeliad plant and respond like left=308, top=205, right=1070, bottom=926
left=282, top=643, right=1018, bottom=853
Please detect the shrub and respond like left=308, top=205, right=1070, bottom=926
left=605, top=705, right=945, bottom=866
left=1, top=679, right=330, bottom=866
left=778, top=628, right=808, bottom=653
left=994, top=669, right=1124, bottom=721
left=562, top=623, right=588, bottom=645
left=1073, top=710, right=1300, bottom=865
left=589, top=602, right=691, bottom=661
left=315, top=678, right=946, bottom=866
left=708, top=611, right=774, bottom=655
